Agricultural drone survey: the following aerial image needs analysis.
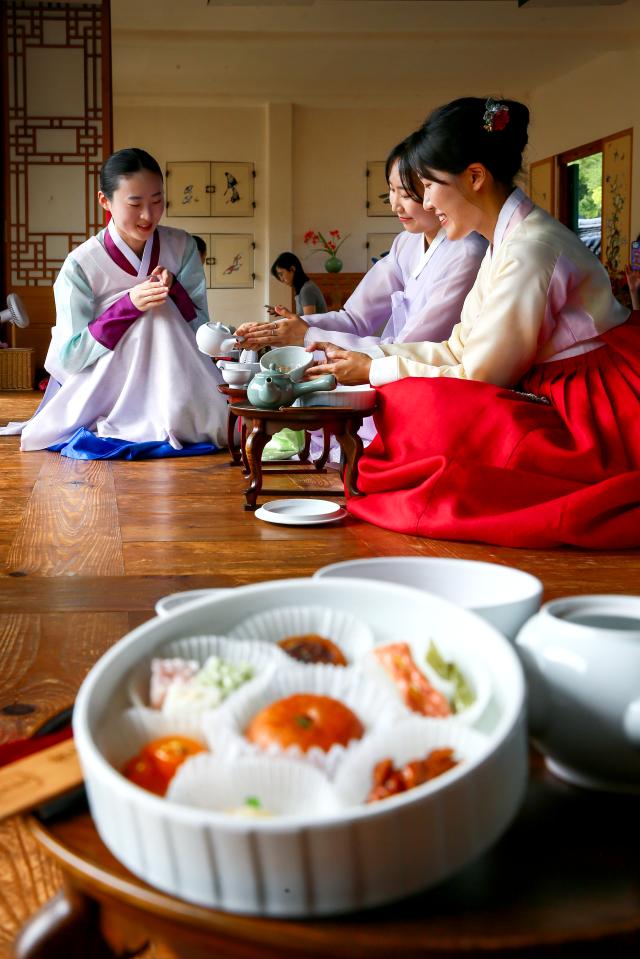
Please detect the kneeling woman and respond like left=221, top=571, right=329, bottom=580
left=309, top=97, right=640, bottom=549
left=9, top=148, right=227, bottom=454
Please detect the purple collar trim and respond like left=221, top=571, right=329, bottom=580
left=104, top=229, right=137, bottom=276
left=104, top=229, right=161, bottom=277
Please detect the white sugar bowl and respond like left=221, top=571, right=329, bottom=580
left=515, top=594, right=640, bottom=792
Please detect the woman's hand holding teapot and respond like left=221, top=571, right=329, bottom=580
left=235, top=308, right=309, bottom=350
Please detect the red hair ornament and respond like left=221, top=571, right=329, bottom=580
left=483, top=98, right=510, bottom=133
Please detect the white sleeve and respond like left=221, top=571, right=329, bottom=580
left=392, top=236, right=486, bottom=344
left=302, top=237, right=405, bottom=341
left=371, top=241, right=554, bottom=387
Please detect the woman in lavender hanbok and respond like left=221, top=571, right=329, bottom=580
left=235, top=136, right=487, bottom=457
left=3, top=149, right=226, bottom=453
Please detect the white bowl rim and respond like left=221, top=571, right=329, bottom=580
left=73, top=577, right=525, bottom=832
left=217, top=360, right=260, bottom=371
left=314, top=557, right=542, bottom=612
left=260, top=345, right=313, bottom=372
left=538, top=593, right=640, bottom=618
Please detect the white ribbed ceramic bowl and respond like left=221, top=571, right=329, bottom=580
left=294, top=384, right=377, bottom=410
left=73, top=578, right=527, bottom=918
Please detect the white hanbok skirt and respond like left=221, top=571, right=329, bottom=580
left=13, top=306, right=227, bottom=451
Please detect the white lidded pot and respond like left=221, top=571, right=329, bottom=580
left=196, top=321, right=236, bottom=356
left=516, top=594, right=640, bottom=793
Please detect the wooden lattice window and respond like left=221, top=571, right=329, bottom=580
left=1, top=0, right=112, bottom=365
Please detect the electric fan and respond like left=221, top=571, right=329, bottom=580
left=0, top=293, right=30, bottom=328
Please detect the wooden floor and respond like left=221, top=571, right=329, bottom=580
left=1, top=390, right=639, bottom=957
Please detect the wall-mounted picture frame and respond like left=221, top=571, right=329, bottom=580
left=366, top=232, right=399, bottom=269
left=166, top=162, right=211, bottom=217
left=208, top=234, right=255, bottom=289
left=212, top=162, right=255, bottom=217
left=366, top=161, right=393, bottom=216
left=166, top=161, right=255, bottom=217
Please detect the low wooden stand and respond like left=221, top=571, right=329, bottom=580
left=218, top=386, right=330, bottom=475
left=229, top=403, right=369, bottom=510
left=217, top=384, right=248, bottom=466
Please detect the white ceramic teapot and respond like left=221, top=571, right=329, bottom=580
left=196, top=321, right=237, bottom=357
left=515, top=594, right=640, bottom=792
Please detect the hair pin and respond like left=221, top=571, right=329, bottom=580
left=483, top=98, right=510, bottom=133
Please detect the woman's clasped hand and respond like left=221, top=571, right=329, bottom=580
left=130, top=267, right=174, bottom=312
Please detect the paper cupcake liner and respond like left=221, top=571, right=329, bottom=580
left=167, top=753, right=343, bottom=819
left=205, top=663, right=408, bottom=778
left=228, top=605, right=374, bottom=666
left=97, top=705, right=208, bottom=774
left=128, top=634, right=282, bottom=713
left=361, top=634, right=492, bottom=727
left=333, top=716, right=490, bottom=808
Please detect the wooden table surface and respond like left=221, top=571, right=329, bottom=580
left=230, top=402, right=369, bottom=507
left=2, top=391, right=640, bottom=959
left=19, top=750, right=640, bottom=959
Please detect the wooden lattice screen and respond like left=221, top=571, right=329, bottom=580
left=1, top=0, right=112, bottom=370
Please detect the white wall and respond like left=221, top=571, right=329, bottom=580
left=292, top=105, right=426, bottom=273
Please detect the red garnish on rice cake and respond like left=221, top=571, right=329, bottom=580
left=373, top=642, right=451, bottom=717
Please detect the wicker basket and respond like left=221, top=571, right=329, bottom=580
left=0, top=348, right=35, bottom=390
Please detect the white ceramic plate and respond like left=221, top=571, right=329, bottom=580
left=255, top=498, right=346, bottom=526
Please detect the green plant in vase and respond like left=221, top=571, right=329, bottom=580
left=304, top=229, right=349, bottom=273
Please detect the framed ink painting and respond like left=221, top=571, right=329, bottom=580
left=166, top=162, right=211, bottom=217
left=212, top=162, right=255, bottom=217
left=210, top=234, right=255, bottom=288
left=366, top=161, right=393, bottom=216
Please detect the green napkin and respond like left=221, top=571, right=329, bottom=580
left=262, top=428, right=305, bottom=461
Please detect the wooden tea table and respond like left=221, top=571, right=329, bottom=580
left=216, top=384, right=249, bottom=466
left=229, top=403, right=371, bottom=510
left=15, top=748, right=640, bottom=958
left=217, top=385, right=325, bottom=473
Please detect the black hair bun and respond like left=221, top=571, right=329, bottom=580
left=411, top=96, right=530, bottom=188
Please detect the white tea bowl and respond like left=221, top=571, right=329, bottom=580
left=216, top=360, right=260, bottom=387
left=314, top=557, right=542, bottom=641
left=515, top=594, right=640, bottom=792
left=260, top=345, right=313, bottom=382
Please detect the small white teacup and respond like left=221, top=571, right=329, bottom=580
left=516, top=594, right=640, bottom=792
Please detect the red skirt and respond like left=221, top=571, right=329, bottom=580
left=347, top=313, right=640, bottom=548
